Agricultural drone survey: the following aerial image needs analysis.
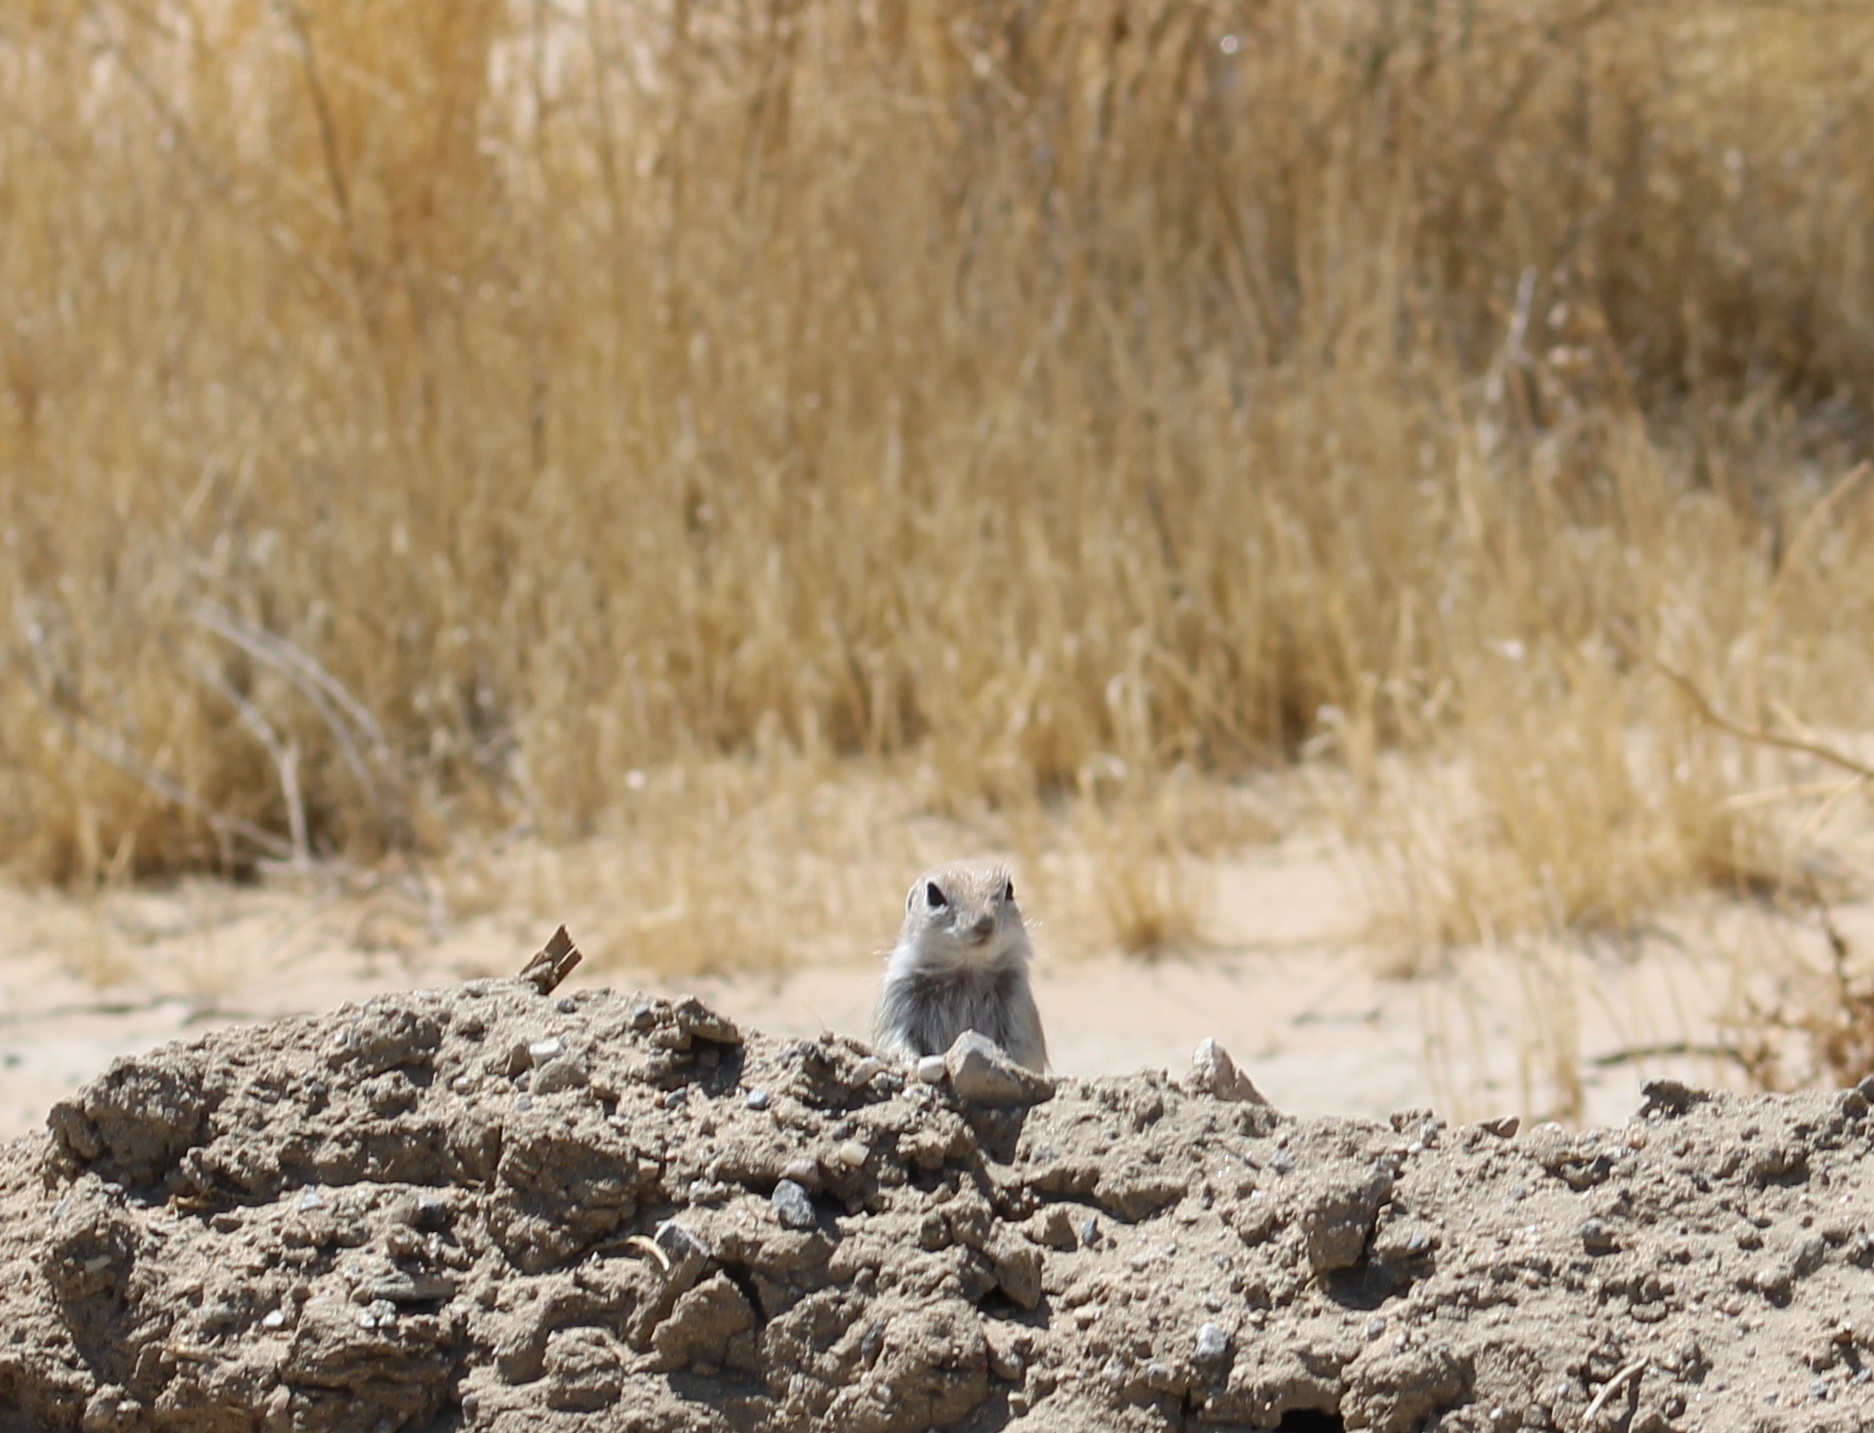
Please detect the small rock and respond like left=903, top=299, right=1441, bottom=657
left=543, top=1326, right=624, bottom=1412
left=1080, top=1215, right=1101, bottom=1248
left=744, top=1088, right=771, bottom=1110
left=260, top=1309, right=286, bottom=1330
left=836, top=1139, right=870, bottom=1167
left=992, top=1241, right=1043, bottom=1309
left=556, top=995, right=578, bottom=1014
left=771, top=1180, right=817, bottom=1231
left=850, top=1057, right=883, bottom=1085
left=370, top=1272, right=457, bottom=1304
left=390, top=1194, right=451, bottom=1230
left=987, top=1336, right=1026, bottom=1384
left=663, top=1088, right=688, bottom=1109
left=532, top=1057, right=588, bottom=1096
left=1145, top=1361, right=1185, bottom=1394
left=1188, top=1038, right=1269, bottom=1105
left=1580, top=1218, right=1618, bottom=1255
left=631, top=1001, right=656, bottom=1030
left=1194, top=1322, right=1232, bottom=1363
left=670, top=996, right=741, bottom=1046
left=916, top=1055, right=947, bottom=1085
left=1025, top=1206, right=1079, bottom=1250
left=783, top=1157, right=822, bottom=1189
left=1299, top=1166, right=1394, bottom=1273
left=654, top=1220, right=709, bottom=1266
left=528, top=1037, right=565, bottom=1063
left=296, top=1188, right=324, bottom=1212
left=944, top=1031, right=1054, bottom=1106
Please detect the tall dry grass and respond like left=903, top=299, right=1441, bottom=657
left=2, top=1, right=1873, bottom=985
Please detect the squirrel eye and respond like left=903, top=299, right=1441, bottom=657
left=926, top=881, right=947, bottom=908
left=1004, top=880, right=1015, bottom=901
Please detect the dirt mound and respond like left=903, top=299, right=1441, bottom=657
left=1, top=971, right=1872, bottom=1432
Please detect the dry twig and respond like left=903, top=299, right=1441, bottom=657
left=1580, top=1358, right=1646, bottom=1426
left=517, top=925, right=583, bottom=994
left=1611, top=624, right=1874, bottom=783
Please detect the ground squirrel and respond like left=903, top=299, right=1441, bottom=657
left=872, top=858, right=1048, bottom=1071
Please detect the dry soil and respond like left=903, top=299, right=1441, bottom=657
left=2, top=972, right=1872, bottom=1432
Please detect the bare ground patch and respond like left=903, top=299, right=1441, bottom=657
left=1, top=960, right=1871, bottom=1431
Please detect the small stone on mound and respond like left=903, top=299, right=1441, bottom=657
left=943, top=1030, right=1054, bottom=1105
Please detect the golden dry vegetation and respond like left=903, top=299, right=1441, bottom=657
left=3, top=0, right=1874, bottom=1055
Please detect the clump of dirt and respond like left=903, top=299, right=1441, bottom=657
left=2, top=972, right=1873, bottom=1432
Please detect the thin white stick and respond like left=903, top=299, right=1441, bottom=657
left=1581, top=1358, right=1646, bottom=1427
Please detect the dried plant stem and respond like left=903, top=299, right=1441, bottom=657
left=1619, top=633, right=1874, bottom=784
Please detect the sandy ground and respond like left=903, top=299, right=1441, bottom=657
left=2, top=827, right=1822, bottom=1139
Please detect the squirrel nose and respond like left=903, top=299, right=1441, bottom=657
left=971, top=913, right=994, bottom=938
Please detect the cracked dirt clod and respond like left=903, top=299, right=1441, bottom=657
left=3, top=978, right=1874, bottom=1432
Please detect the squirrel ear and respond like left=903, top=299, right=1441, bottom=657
left=925, top=881, right=947, bottom=908
left=1004, top=879, right=1015, bottom=901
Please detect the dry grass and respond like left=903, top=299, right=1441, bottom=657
left=3, top=2, right=1874, bottom=1029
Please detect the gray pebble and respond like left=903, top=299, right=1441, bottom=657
left=771, top=1179, right=817, bottom=1231
left=655, top=1219, right=708, bottom=1263
left=745, top=1089, right=771, bottom=1110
